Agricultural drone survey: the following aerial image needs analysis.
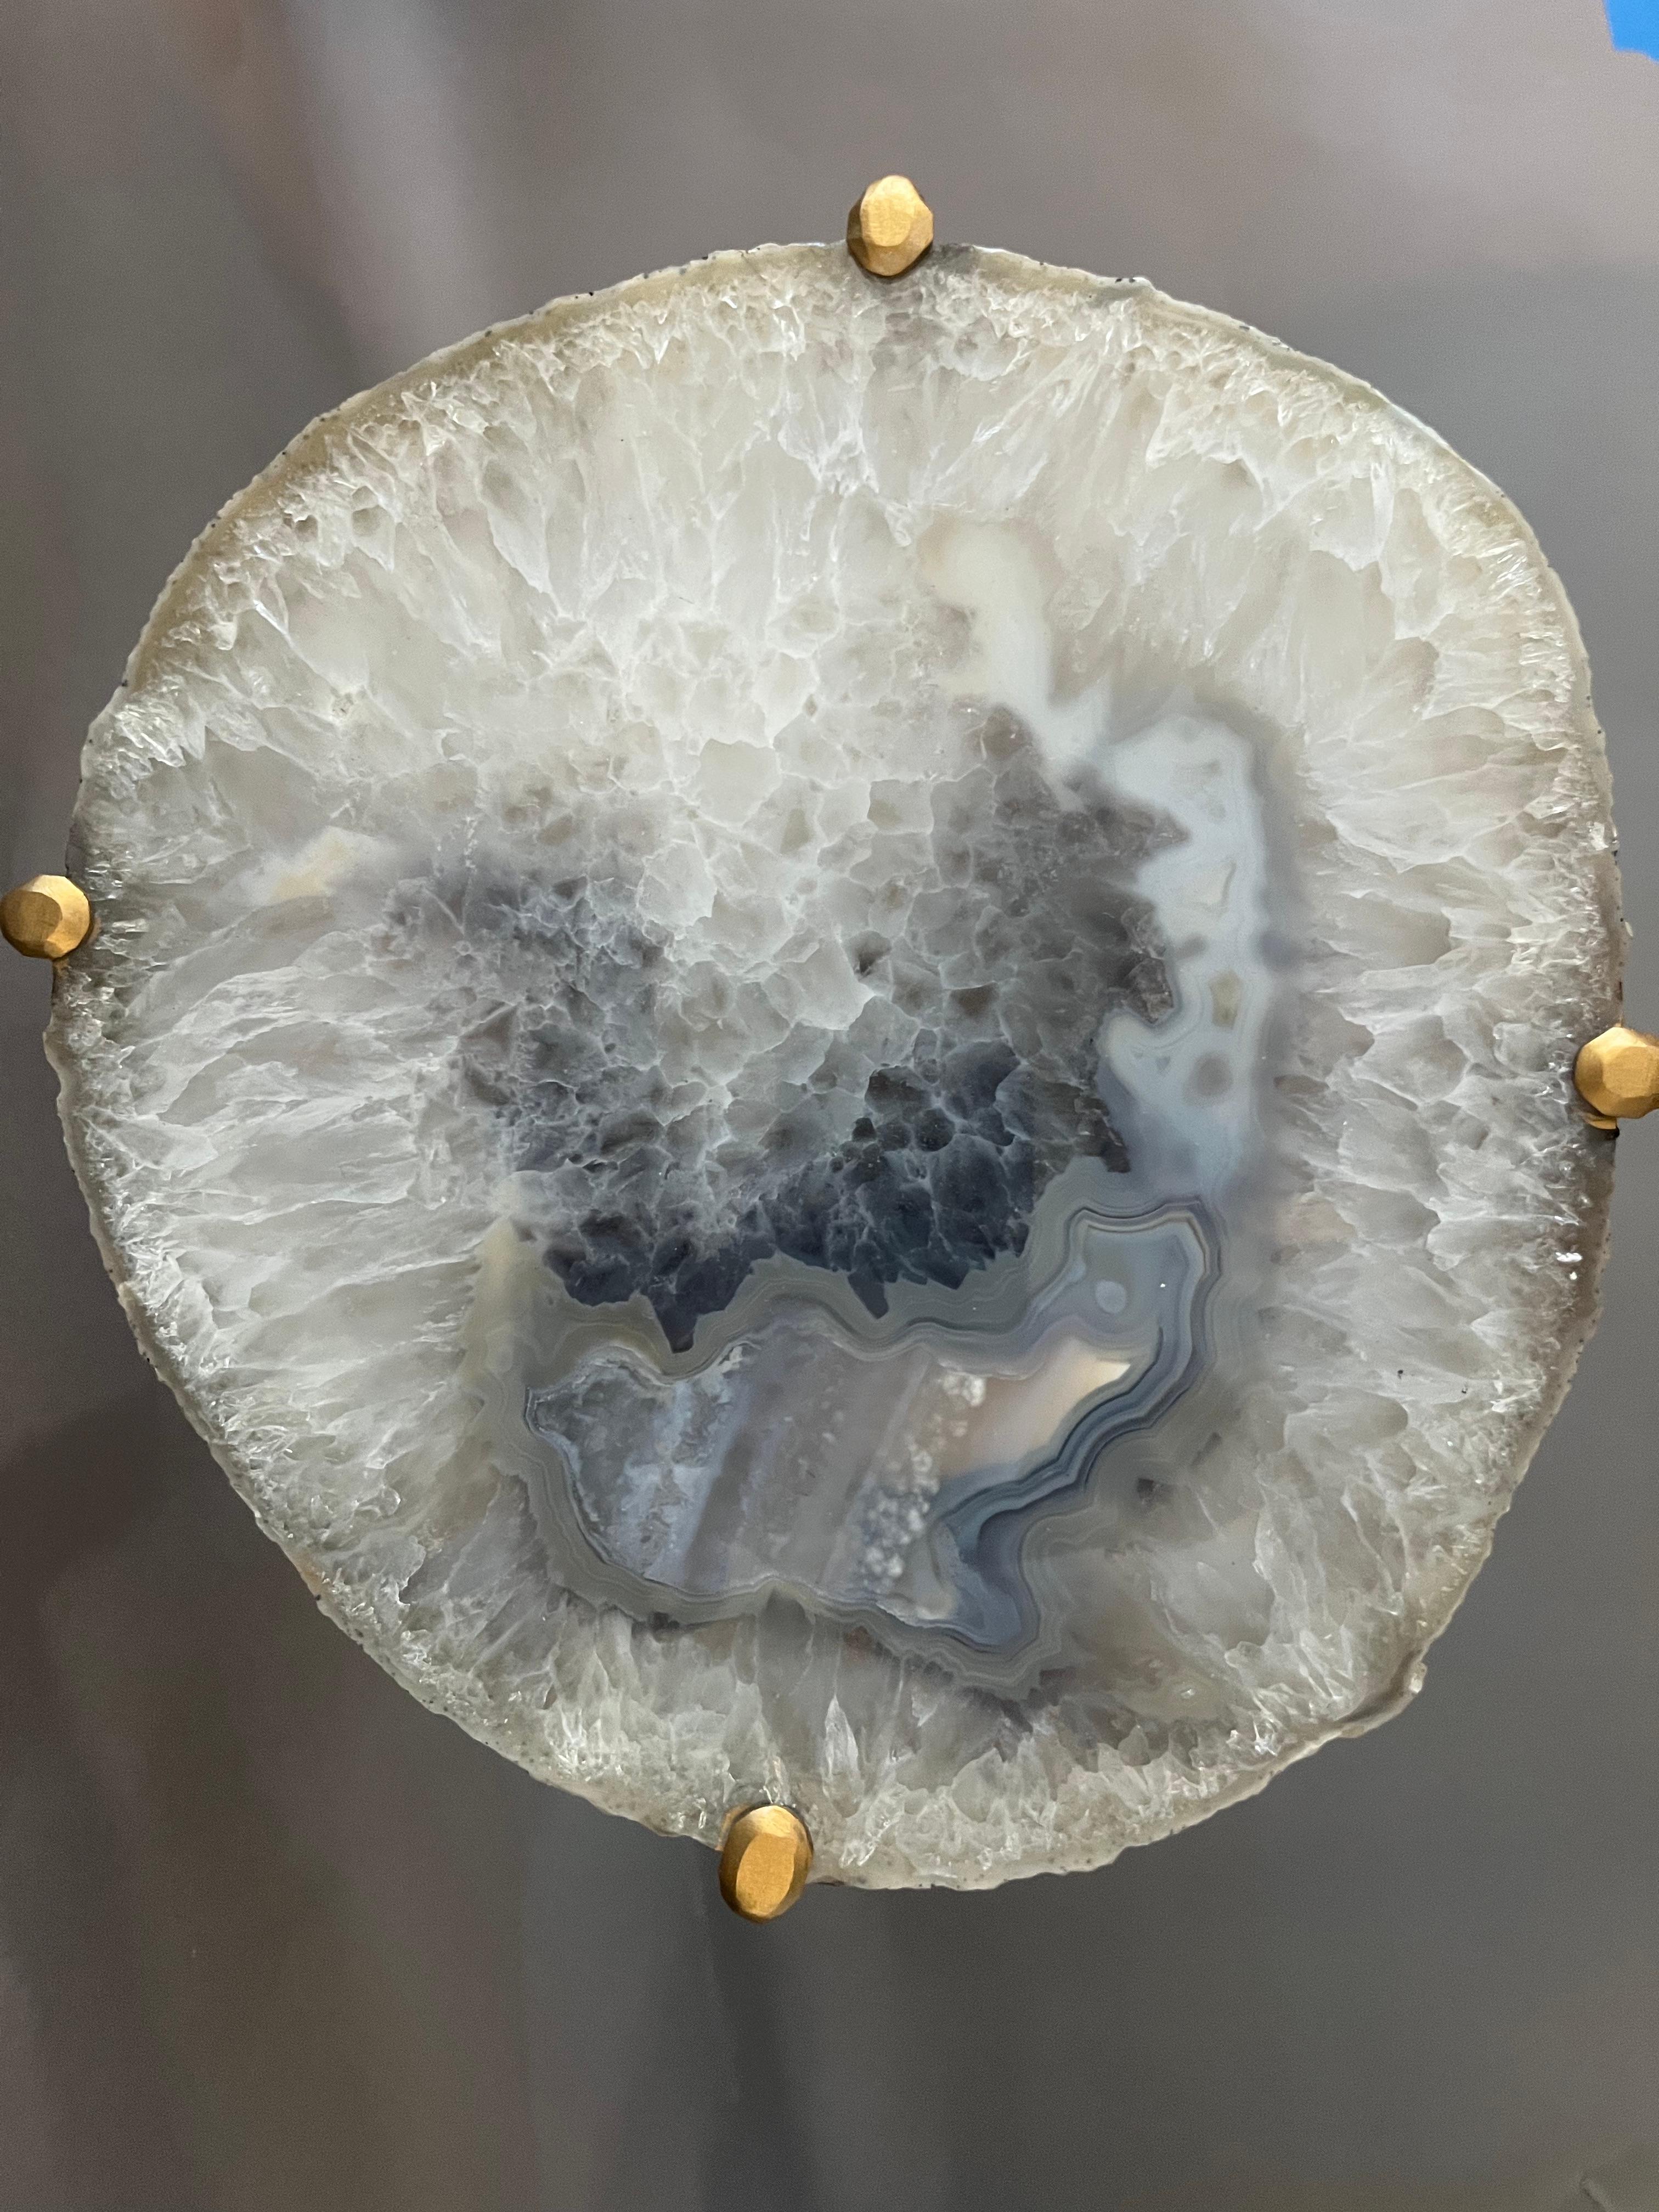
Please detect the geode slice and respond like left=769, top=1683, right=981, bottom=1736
left=48, top=244, right=1621, bottom=1888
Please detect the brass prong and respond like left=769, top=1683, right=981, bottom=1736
left=1, top=875, right=94, bottom=961
left=719, top=1804, right=812, bottom=1922
left=1575, top=1024, right=1659, bottom=1124
left=847, top=176, right=934, bottom=279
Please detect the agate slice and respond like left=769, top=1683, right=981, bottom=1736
left=48, top=244, right=1621, bottom=1887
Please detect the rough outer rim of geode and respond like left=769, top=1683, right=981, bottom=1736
left=47, top=242, right=1621, bottom=1889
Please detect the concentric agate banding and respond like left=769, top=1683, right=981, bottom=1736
left=49, top=244, right=1620, bottom=1886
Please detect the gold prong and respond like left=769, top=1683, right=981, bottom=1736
left=1575, top=1024, right=1659, bottom=1124
left=1, top=875, right=94, bottom=961
left=719, top=1803, right=812, bottom=1922
left=847, top=176, right=934, bottom=279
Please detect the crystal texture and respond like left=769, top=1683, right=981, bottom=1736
left=48, top=245, right=1621, bottom=1887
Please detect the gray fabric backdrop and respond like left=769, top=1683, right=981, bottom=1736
left=3, top=3, right=1657, bottom=2205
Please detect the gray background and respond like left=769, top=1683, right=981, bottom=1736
left=2, top=2, right=1657, bottom=2205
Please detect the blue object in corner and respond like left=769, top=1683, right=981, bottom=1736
left=1607, top=0, right=1659, bottom=57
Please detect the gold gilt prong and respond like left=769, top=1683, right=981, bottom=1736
left=847, top=176, right=934, bottom=279
left=1, top=876, right=94, bottom=961
left=1575, top=1024, right=1659, bottom=1126
left=719, top=1804, right=812, bottom=1922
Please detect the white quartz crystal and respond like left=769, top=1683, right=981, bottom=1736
left=48, top=245, right=1621, bottom=1887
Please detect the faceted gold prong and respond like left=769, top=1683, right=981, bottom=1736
left=847, top=175, right=934, bottom=279
left=719, top=1803, right=812, bottom=1921
left=1, top=875, right=94, bottom=961
left=1575, top=1024, right=1659, bottom=1124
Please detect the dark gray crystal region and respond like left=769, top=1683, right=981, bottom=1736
left=462, top=715, right=1177, bottom=1353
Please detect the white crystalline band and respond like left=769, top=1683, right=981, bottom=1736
left=48, top=245, right=1619, bottom=1887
